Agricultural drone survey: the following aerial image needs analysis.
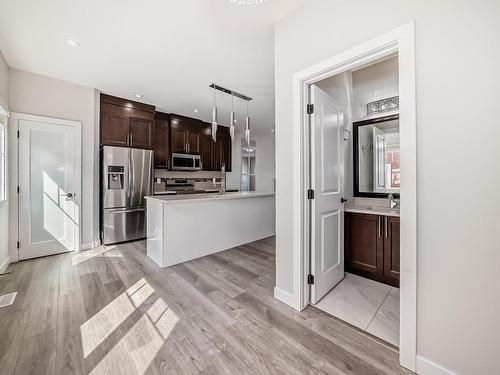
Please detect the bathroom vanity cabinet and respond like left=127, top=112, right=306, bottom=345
left=345, top=212, right=400, bottom=287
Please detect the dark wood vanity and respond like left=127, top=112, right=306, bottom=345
left=345, top=212, right=400, bottom=287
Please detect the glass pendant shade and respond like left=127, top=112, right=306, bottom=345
left=229, top=111, right=235, bottom=142
left=212, top=106, right=218, bottom=142
left=245, top=116, right=251, bottom=146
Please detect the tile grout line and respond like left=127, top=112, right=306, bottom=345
left=364, top=287, right=392, bottom=331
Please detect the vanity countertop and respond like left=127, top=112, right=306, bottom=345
left=345, top=206, right=400, bottom=217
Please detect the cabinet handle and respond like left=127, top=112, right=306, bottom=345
left=187, top=143, right=190, bottom=153
left=384, top=216, right=388, bottom=239
left=130, top=134, right=133, bottom=145
left=378, top=217, right=382, bottom=238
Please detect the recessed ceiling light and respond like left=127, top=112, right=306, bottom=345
left=65, top=39, right=80, bottom=47
left=135, top=94, right=142, bottom=99
left=193, top=109, right=199, bottom=113
left=234, top=119, right=238, bottom=123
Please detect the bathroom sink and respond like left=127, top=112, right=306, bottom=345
left=369, top=206, right=400, bottom=213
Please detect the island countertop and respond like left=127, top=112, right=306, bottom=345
left=145, top=191, right=275, bottom=206
left=146, top=191, right=275, bottom=267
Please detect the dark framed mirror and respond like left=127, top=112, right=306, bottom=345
left=353, top=114, right=400, bottom=198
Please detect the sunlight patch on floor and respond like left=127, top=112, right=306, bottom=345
left=72, top=246, right=123, bottom=266
left=80, top=278, right=154, bottom=358
left=89, top=296, right=179, bottom=375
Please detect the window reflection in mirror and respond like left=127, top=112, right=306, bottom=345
left=354, top=115, right=399, bottom=197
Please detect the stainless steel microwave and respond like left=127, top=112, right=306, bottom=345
left=171, top=153, right=202, bottom=171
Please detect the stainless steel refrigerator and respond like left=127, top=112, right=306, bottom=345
left=101, top=146, right=153, bottom=245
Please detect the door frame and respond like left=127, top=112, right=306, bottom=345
left=9, top=113, right=82, bottom=262
left=286, top=22, right=417, bottom=371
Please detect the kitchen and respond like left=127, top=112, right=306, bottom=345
left=99, top=91, right=275, bottom=264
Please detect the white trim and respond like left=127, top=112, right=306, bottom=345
left=8, top=113, right=83, bottom=261
left=280, top=22, right=417, bottom=372
left=416, top=356, right=457, bottom=375
left=81, top=240, right=102, bottom=251
left=273, top=287, right=301, bottom=310
left=0, top=256, right=9, bottom=274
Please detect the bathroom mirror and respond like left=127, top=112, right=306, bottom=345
left=353, top=114, right=400, bottom=197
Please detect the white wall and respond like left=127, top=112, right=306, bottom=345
left=8, top=69, right=99, bottom=249
left=0, top=51, right=9, bottom=271
left=352, top=56, right=399, bottom=121
left=254, top=131, right=276, bottom=192
left=274, top=1, right=500, bottom=374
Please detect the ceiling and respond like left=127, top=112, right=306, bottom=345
left=0, top=0, right=306, bottom=132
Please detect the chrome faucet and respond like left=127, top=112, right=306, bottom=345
left=212, top=178, right=226, bottom=195
left=388, top=193, right=400, bottom=209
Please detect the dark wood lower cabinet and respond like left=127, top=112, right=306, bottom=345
left=345, top=212, right=400, bottom=287
left=384, top=216, right=400, bottom=280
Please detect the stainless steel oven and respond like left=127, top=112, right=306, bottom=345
left=171, top=153, right=202, bottom=171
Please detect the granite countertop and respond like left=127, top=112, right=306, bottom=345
left=345, top=205, right=400, bottom=217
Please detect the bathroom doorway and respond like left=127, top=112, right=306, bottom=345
left=308, top=56, right=401, bottom=346
left=287, top=23, right=417, bottom=370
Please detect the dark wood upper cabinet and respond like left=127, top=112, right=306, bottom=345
left=200, top=133, right=214, bottom=171
left=383, top=216, right=400, bottom=280
left=345, top=212, right=399, bottom=287
left=154, top=112, right=170, bottom=168
left=170, top=115, right=203, bottom=154
left=129, top=117, right=153, bottom=149
left=170, top=124, right=188, bottom=153
left=188, top=129, right=201, bottom=154
left=213, top=126, right=232, bottom=172
left=100, top=105, right=129, bottom=147
left=100, top=94, right=155, bottom=149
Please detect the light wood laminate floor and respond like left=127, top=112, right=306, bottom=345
left=0, top=237, right=412, bottom=375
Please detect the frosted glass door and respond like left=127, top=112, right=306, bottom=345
left=18, top=118, right=79, bottom=260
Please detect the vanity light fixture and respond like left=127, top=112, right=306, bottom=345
left=65, top=39, right=80, bottom=47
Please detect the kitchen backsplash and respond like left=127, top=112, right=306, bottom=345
left=154, top=170, right=226, bottom=193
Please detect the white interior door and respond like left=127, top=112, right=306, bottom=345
left=18, top=117, right=80, bottom=260
left=310, top=85, right=345, bottom=304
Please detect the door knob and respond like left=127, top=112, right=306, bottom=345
left=341, top=197, right=348, bottom=203
left=64, top=193, right=73, bottom=198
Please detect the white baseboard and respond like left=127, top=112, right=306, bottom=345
left=0, top=256, right=10, bottom=274
left=80, top=240, right=102, bottom=251
left=273, top=287, right=301, bottom=310
left=416, top=356, right=457, bottom=375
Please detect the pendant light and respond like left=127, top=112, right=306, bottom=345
left=245, top=101, right=251, bottom=147
left=211, top=86, right=218, bottom=142
left=229, top=94, right=235, bottom=142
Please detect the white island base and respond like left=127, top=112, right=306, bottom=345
left=146, top=192, right=275, bottom=267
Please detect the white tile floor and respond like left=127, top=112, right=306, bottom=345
left=314, top=273, right=399, bottom=346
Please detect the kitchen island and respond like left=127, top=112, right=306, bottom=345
left=146, top=192, right=275, bottom=267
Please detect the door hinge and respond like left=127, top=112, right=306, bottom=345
left=307, top=189, right=315, bottom=200
left=17, top=130, right=20, bottom=138
left=17, top=186, right=20, bottom=193
left=307, top=274, right=315, bottom=285
left=307, top=104, right=314, bottom=115
left=16, top=241, right=20, bottom=249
